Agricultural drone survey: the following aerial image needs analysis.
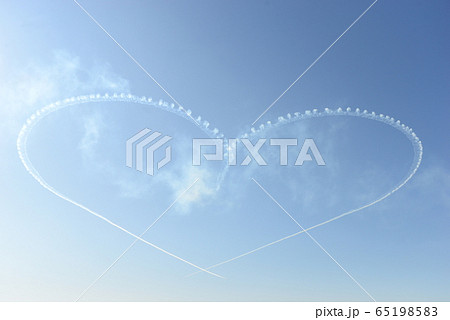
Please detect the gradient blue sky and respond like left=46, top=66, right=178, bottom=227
left=0, top=0, right=449, bottom=301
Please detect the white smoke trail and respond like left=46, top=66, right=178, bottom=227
left=16, top=93, right=225, bottom=279
left=18, top=96, right=423, bottom=279
left=187, top=107, right=423, bottom=276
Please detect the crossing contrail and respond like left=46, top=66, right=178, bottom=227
left=17, top=95, right=422, bottom=281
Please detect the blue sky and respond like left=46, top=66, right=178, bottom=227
left=0, top=0, right=449, bottom=301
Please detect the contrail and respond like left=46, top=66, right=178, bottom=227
left=75, top=178, right=200, bottom=301
left=187, top=107, right=423, bottom=277
left=17, top=93, right=224, bottom=279
left=72, top=0, right=200, bottom=126
left=252, top=177, right=377, bottom=301
left=252, top=0, right=379, bottom=125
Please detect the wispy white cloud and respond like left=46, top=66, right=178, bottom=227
left=163, top=165, right=217, bottom=214
left=0, top=50, right=129, bottom=135
left=78, top=112, right=105, bottom=160
left=110, top=160, right=219, bottom=214
left=409, top=163, right=450, bottom=212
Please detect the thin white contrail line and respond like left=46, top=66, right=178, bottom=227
left=185, top=177, right=413, bottom=278
left=251, top=178, right=376, bottom=301
left=251, top=0, right=379, bottom=125
left=72, top=0, right=199, bottom=126
left=53, top=184, right=223, bottom=278
left=57, top=188, right=222, bottom=278
left=18, top=134, right=223, bottom=280
left=75, top=178, right=200, bottom=301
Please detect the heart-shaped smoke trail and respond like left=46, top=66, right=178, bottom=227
left=17, top=93, right=423, bottom=277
